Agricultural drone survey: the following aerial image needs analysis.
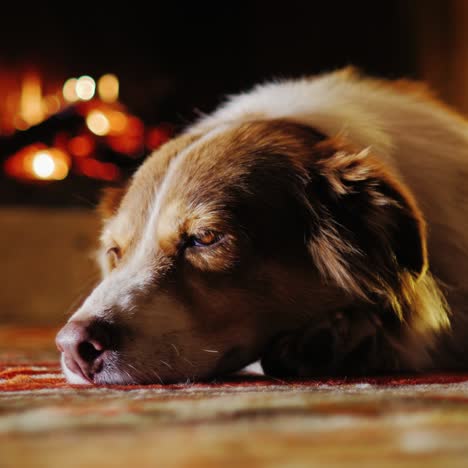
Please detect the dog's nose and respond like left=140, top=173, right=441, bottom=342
left=56, top=320, right=112, bottom=382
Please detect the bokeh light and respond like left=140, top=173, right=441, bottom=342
left=107, top=110, right=128, bottom=134
left=32, top=152, right=55, bottom=178
left=63, top=78, right=78, bottom=102
left=75, top=76, right=96, bottom=101
left=68, top=134, right=95, bottom=158
left=86, top=110, right=110, bottom=135
left=74, top=158, right=121, bottom=181
left=4, top=145, right=70, bottom=181
left=98, top=74, right=119, bottom=103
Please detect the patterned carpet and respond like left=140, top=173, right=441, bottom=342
left=2, top=327, right=468, bottom=467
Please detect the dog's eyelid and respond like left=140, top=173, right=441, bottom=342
left=187, top=230, right=223, bottom=248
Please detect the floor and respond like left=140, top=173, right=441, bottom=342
left=2, top=326, right=468, bottom=467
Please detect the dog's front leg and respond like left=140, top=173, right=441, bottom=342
left=261, top=307, right=397, bottom=378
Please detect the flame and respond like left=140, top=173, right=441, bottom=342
left=20, top=72, right=45, bottom=126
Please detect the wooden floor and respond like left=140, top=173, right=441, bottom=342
left=2, top=326, right=468, bottom=468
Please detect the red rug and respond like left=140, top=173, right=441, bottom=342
left=2, top=326, right=468, bottom=467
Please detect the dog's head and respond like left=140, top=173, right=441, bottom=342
left=56, top=119, right=436, bottom=384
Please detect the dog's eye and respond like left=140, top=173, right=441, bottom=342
left=106, top=246, right=121, bottom=267
left=188, top=231, right=222, bottom=248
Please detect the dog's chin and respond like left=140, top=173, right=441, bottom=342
left=60, top=354, right=196, bottom=385
left=60, top=346, right=256, bottom=385
left=61, top=360, right=131, bottom=385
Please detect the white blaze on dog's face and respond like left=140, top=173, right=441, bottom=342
left=56, top=118, right=434, bottom=385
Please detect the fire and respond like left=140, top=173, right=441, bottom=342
left=20, top=72, right=45, bottom=126
left=1, top=70, right=171, bottom=185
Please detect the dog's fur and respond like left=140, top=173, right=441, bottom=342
left=58, top=67, right=468, bottom=384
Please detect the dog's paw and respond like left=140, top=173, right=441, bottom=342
left=260, top=313, right=379, bottom=378
left=260, top=327, right=337, bottom=378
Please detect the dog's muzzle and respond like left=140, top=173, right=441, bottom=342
left=56, top=319, right=119, bottom=384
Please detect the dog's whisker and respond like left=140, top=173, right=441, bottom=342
left=152, top=369, right=164, bottom=385
left=159, top=360, right=173, bottom=370
left=120, top=360, right=159, bottom=385
left=170, top=343, right=180, bottom=356
left=202, top=349, right=219, bottom=353
left=120, top=368, right=134, bottom=384
left=125, top=363, right=140, bottom=377
left=182, top=357, right=195, bottom=367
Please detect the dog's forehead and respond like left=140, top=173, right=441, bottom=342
left=106, top=134, right=200, bottom=240
left=161, top=119, right=318, bottom=203
left=108, top=120, right=316, bottom=246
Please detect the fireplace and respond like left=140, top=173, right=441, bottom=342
left=0, top=70, right=172, bottom=206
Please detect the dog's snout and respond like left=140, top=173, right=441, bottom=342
left=56, top=320, right=114, bottom=382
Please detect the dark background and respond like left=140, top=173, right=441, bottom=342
left=1, top=0, right=462, bottom=208
left=0, top=1, right=418, bottom=126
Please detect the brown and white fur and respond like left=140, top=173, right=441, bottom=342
left=56, top=67, right=468, bottom=385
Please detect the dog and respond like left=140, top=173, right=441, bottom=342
left=56, top=67, right=468, bottom=385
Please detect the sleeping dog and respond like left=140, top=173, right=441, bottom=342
left=56, top=67, right=468, bottom=384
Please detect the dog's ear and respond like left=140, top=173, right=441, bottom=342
left=97, top=186, right=127, bottom=221
left=304, top=139, right=428, bottom=302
